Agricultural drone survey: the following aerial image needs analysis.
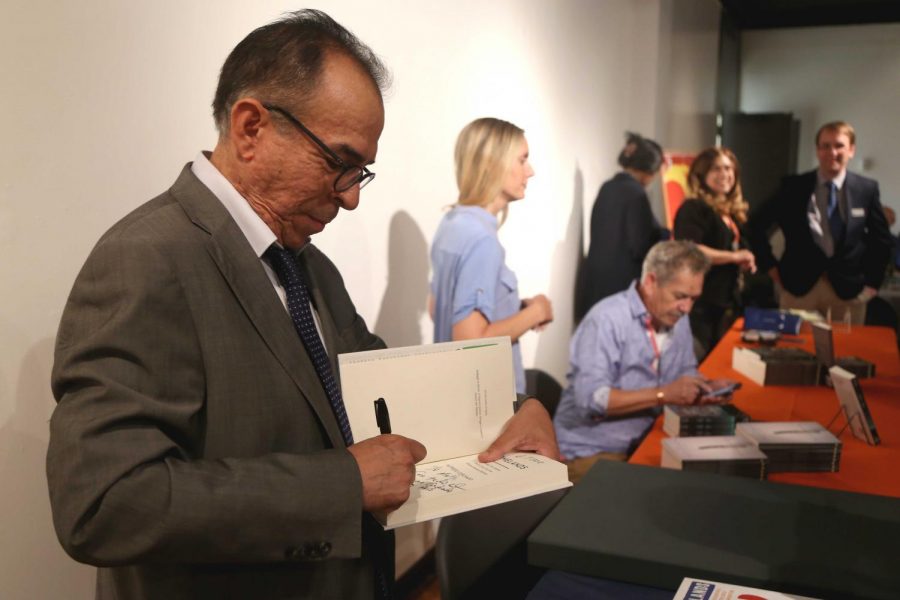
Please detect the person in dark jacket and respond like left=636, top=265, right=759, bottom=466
left=674, top=147, right=756, bottom=358
left=748, top=121, right=893, bottom=324
left=578, top=132, right=667, bottom=320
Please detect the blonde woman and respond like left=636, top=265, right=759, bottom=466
left=674, top=146, right=756, bottom=357
left=430, top=118, right=553, bottom=393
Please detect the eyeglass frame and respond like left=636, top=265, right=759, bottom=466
left=262, top=103, right=376, bottom=193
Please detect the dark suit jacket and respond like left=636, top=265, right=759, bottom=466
left=47, top=165, right=385, bottom=599
left=579, top=172, right=666, bottom=315
left=748, top=170, right=893, bottom=299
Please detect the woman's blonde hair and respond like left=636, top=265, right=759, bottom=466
left=454, top=117, right=525, bottom=210
left=687, top=146, right=749, bottom=224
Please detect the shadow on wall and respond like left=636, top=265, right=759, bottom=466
left=533, top=165, right=584, bottom=384
left=0, top=336, right=94, bottom=597
left=373, top=210, right=430, bottom=348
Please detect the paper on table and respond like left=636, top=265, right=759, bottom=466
left=673, top=577, right=821, bottom=599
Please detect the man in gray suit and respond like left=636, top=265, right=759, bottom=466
left=47, top=10, right=558, bottom=599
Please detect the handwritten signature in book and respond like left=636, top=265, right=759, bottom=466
left=413, top=464, right=472, bottom=494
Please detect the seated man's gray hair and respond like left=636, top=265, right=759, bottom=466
left=641, top=240, right=710, bottom=285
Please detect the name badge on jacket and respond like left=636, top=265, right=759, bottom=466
left=851, top=207, right=865, bottom=218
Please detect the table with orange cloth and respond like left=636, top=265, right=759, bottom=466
left=629, top=321, right=900, bottom=498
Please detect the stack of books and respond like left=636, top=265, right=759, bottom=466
left=732, top=346, right=819, bottom=386
left=661, top=436, right=768, bottom=479
left=736, top=421, right=841, bottom=473
left=662, top=404, right=751, bottom=437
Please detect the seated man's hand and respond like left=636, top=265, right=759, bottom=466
left=662, top=375, right=711, bottom=405
left=478, top=398, right=560, bottom=463
left=348, top=435, right=427, bottom=513
left=697, top=378, right=739, bottom=404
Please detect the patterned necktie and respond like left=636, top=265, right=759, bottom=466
left=266, top=245, right=390, bottom=599
left=827, top=181, right=844, bottom=244
left=265, top=244, right=354, bottom=446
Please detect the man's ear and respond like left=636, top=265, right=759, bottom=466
left=229, top=99, right=268, bottom=160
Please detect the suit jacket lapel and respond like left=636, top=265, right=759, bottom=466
left=169, top=165, right=347, bottom=448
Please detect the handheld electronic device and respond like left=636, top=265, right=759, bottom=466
left=702, top=382, right=742, bottom=399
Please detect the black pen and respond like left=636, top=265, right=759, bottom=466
left=374, top=397, right=391, bottom=434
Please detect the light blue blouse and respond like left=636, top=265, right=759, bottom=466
left=430, top=205, right=525, bottom=393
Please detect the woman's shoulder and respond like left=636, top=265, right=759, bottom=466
left=600, top=172, right=643, bottom=195
left=676, top=197, right=715, bottom=218
left=434, top=207, right=500, bottom=252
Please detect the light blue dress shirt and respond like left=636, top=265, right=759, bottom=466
left=554, top=282, right=698, bottom=457
left=430, top=205, right=526, bottom=393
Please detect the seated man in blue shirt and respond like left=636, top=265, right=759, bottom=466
left=554, top=240, right=736, bottom=482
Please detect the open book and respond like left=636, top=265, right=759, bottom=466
left=338, top=337, right=571, bottom=529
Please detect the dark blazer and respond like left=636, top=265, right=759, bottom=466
left=674, top=198, right=746, bottom=309
left=748, top=170, right=893, bottom=299
left=47, top=165, right=385, bottom=599
left=580, top=172, right=666, bottom=314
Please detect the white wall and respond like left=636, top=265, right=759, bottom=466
left=0, top=1, right=719, bottom=596
left=741, top=23, right=900, bottom=217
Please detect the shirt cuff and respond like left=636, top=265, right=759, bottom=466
left=591, top=386, right=612, bottom=416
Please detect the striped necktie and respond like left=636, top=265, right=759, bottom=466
left=265, top=244, right=354, bottom=446
left=827, top=181, right=844, bottom=244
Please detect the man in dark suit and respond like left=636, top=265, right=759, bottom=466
left=46, top=10, right=558, bottom=600
left=749, top=121, right=893, bottom=324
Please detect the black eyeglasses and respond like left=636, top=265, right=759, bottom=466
left=263, top=103, right=375, bottom=193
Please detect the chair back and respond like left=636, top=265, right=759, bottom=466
left=524, top=368, right=563, bottom=417
left=435, top=489, right=568, bottom=600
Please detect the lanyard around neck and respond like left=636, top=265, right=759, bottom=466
left=644, top=316, right=661, bottom=374
left=721, top=214, right=740, bottom=248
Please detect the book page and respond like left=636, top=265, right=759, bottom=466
left=338, top=337, right=516, bottom=461
left=378, top=452, right=570, bottom=529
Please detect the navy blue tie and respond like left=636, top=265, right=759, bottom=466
left=265, top=245, right=354, bottom=446
left=827, top=181, right=844, bottom=244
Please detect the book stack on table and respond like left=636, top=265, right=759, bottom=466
left=662, top=404, right=751, bottom=437
left=736, top=421, right=842, bottom=473
left=661, top=436, right=768, bottom=479
left=732, top=346, right=819, bottom=386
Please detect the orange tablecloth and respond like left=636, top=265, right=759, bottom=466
left=629, top=321, right=900, bottom=498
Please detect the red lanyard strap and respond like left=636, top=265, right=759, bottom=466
left=721, top=214, right=740, bottom=247
left=644, top=316, right=661, bottom=373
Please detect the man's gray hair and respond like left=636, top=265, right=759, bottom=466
left=212, top=9, right=390, bottom=134
left=640, top=240, right=710, bottom=286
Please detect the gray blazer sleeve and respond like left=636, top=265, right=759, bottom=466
left=48, top=222, right=369, bottom=567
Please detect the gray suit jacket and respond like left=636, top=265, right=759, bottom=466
left=47, top=165, right=386, bottom=599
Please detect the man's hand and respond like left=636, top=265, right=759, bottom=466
left=857, top=286, right=878, bottom=303
left=522, top=295, right=554, bottom=331
left=661, top=375, right=710, bottom=405
left=347, top=435, right=427, bottom=513
left=478, top=398, right=560, bottom=463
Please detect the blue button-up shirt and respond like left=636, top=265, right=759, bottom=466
left=554, top=282, right=698, bottom=456
left=430, top=205, right=525, bottom=393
